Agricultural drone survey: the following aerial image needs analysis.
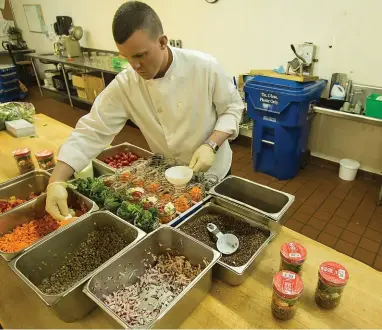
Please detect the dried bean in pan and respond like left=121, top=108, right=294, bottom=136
left=38, top=226, right=127, bottom=295
left=180, top=213, right=269, bottom=267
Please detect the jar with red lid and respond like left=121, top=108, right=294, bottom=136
left=279, top=242, right=307, bottom=275
left=35, top=149, right=56, bottom=170
left=12, top=148, right=35, bottom=174
left=315, top=261, right=349, bottom=309
left=272, top=270, right=304, bottom=320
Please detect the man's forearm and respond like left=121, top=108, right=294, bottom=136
left=207, top=130, right=231, bottom=147
left=49, top=161, right=75, bottom=184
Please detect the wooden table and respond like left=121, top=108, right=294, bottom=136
left=1, top=114, right=382, bottom=329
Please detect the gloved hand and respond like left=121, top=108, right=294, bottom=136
left=189, top=144, right=215, bottom=172
left=46, top=182, right=70, bottom=221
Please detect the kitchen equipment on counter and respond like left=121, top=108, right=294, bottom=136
left=365, top=94, right=382, bottom=119
left=83, top=226, right=220, bottom=329
left=0, top=188, right=98, bottom=261
left=177, top=201, right=275, bottom=285
left=54, top=16, right=72, bottom=36
left=53, top=17, right=83, bottom=58
left=9, top=211, right=146, bottom=322
left=209, top=176, right=295, bottom=232
left=330, top=83, right=346, bottom=100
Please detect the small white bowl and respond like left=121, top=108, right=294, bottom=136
left=165, top=166, right=193, bottom=186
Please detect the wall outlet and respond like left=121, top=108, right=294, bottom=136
left=175, top=40, right=182, bottom=48
left=169, top=39, right=175, bottom=47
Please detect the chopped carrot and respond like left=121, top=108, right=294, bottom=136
left=188, top=186, right=203, bottom=202
left=174, top=196, right=191, bottom=213
left=0, top=212, right=82, bottom=253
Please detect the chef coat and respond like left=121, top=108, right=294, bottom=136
left=58, top=46, right=244, bottom=179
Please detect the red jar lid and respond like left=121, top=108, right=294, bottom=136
left=280, top=242, right=307, bottom=265
left=12, top=148, right=31, bottom=157
left=319, top=262, right=349, bottom=287
left=35, top=149, right=53, bottom=159
left=273, top=271, right=304, bottom=299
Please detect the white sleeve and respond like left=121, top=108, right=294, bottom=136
left=209, top=58, right=244, bottom=140
left=57, top=79, right=128, bottom=172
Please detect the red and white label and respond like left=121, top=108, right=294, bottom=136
left=280, top=242, right=307, bottom=264
left=319, top=261, right=349, bottom=286
left=273, top=270, right=303, bottom=299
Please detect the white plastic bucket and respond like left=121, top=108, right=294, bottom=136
left=339, top=159, right=360, bottom=181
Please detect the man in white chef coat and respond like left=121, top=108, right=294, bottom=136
left=46, top=1, right=244, bottom=221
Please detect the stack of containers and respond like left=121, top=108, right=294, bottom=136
left=244, top=76, right=326, bottom=179
left=0, top=65, right=20, bottom=103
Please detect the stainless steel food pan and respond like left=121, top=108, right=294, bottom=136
left=177, top=202, right=276, bottom=286
left=0, top=170, right=50, bottom=214
left=83, top=226, right=220, bottom=329
left=9, top=211, right=146, bottom=322
left=93, top=142, right=153, bottom=173
left=0, top=188, right=98, bottom=261
left=209, top=175, right=295, bottom=225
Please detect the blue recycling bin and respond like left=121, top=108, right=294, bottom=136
left=244, top=76, right=326, bottom=180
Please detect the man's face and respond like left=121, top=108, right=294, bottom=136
left=117, top=30, right=166, bottom=80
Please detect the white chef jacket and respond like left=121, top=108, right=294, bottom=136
left=58, top=46, right=244, bottom=179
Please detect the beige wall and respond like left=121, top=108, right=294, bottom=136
left=9, top=0, right=382, bottom=86
left=309, top=114, right=382, bottom=174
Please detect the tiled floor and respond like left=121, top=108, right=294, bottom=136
left=26, top=88, right=382, bottom=271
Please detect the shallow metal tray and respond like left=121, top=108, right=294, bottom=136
left=209, top=175, right=295, bottom=223
left=177, top=202, right=276, bottom=286
left=0, top=188, right=98, bottom=261
left=93, top=142, right=153, bottom=174
left=83, top=226, right=220, bottom=329
left=0, top=170, right=51, bottom=215
left=9, top=211, right=146, bottom=323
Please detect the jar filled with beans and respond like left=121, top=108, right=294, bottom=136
left=272, top=271, right=304, bottom=320
left=315, top=261, right=349, bottom=309
left=12, top=148, right=35, bottom=174
left=279, top=242, right=307, bottom=276
left=35, top=150, right=56, bottom=170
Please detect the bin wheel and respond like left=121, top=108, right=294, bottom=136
left=300, top=150, right=311, bottom=169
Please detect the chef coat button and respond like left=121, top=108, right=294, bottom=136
left=178, top=102, right=183, bottom=108
left=170, top=76, right=175, bottom=81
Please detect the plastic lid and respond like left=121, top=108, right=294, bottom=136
left=273, top=271, right=303, bottom=299
left=12, top=148, right=31, bottom=157
left=35, top=149, right=54, bottom=159
left=318, top=262, right=349, bottom=287
left=340, top=159, right=360, bottom=170
left=280, top=242, right=307, bottom=265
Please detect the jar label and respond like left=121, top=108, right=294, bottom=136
left=319, top=261, right=349, bottom=286
left=280, top=242, right=307, bottom=264
left=273, top=270, right=303, bottom=299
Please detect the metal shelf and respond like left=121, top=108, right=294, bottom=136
left=42, top=85, right=93, bottom=106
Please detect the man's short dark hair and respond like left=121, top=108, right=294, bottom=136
left=112, top=1, right=163, bottom=44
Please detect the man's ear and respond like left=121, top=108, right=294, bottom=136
left=159, top=35, right=168, bottom=49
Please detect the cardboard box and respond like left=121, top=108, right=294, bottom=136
left=5, top=119, right=36, bottom=137
left=76, top=87, right=88, bottom=100
left=83, top=72, right=105, bottom=102
left=72, top=74, right=85, bottom=89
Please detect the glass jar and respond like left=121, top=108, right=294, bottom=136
left=279, top=242, right=307, bottom=276
left=35, top=149, right=56, bottom=170
left=98, top=174, right=118, bottom=187
left=130, top=176, right=145, bottom=188
left=171, top=193, right=192, bottom=213
left=186, top=183, right=205, bottom=203
left=157, top=201, right=177, bottom=224
left=272, top=271, right=304, bottom=320
left=111, top=182, right=130, bottom=199
left=126, top=187, right=145, bottom=203
left=145, top=181, right=161, bottom=194
left=12, top=148, right=35, bottom=174
left=157, top=185, right=175, bottom=203
left=315, top=261, right=349, bottom=309
left=140, top=194, right=159, bottom=210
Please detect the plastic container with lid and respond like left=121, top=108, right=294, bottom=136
left=315, top=261, right=349, bottom=309
left=35, top=149, right=56, bottom=170
left=171, top=193, right=192, bottom=213
left=279, top=242, right=307, bottom=275
left=339, top=159, right=360, bottom=181
left=272, top=270, right=304, bottom=320
left=157, top=201, right=176, bottom=224
left=12, top=148, right=35, bottom=174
